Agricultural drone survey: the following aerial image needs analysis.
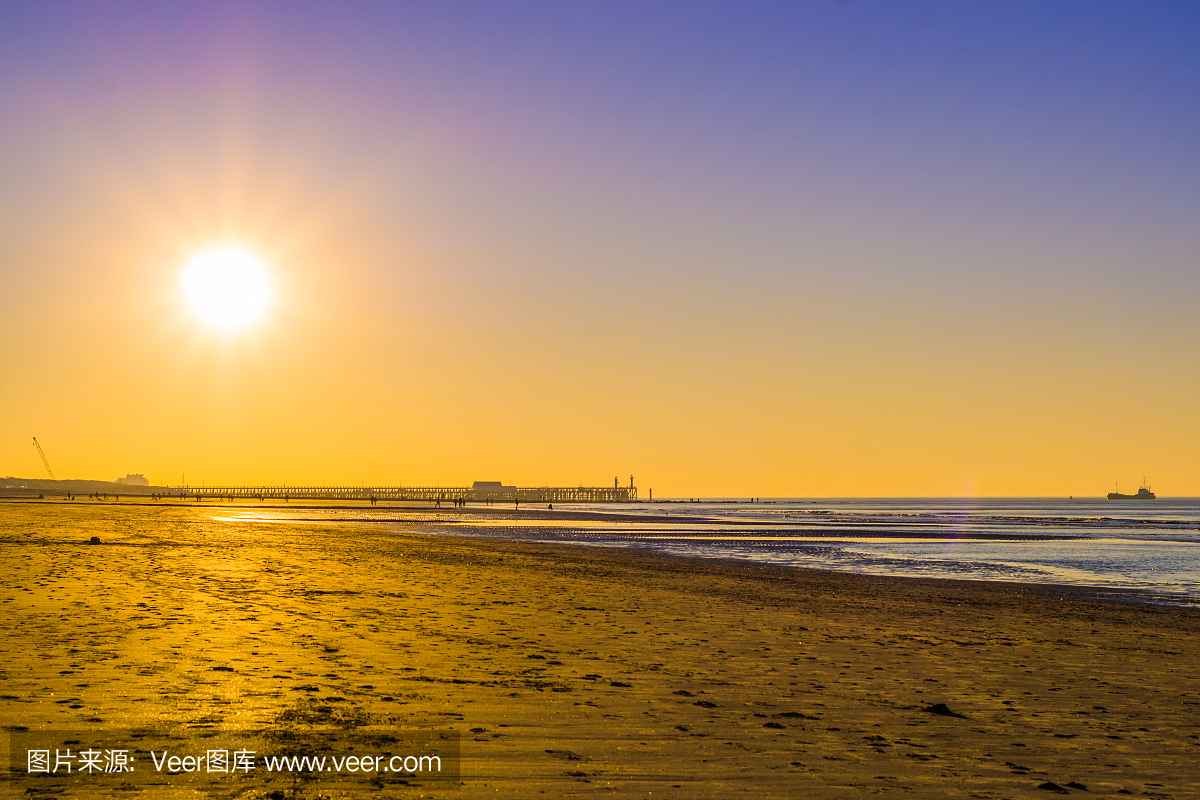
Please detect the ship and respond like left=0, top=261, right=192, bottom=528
left=1107, top=478, right=1156, bottom=500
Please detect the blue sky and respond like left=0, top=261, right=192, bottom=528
left=2, top=2, right=1198, bottom=493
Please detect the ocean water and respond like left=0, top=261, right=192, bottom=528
left=565, top=498, right=1200, bottom=603
left=221, top=497, right=1200, bottom=604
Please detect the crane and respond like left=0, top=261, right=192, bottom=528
left=32, top=437, right=58, bottom=481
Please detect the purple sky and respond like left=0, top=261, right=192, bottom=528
left=2, top=2, right=1198, bottom=493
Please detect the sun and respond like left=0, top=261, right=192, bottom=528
left=179, top=245, right=273, bottom=331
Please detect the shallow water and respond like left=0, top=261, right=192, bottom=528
left=218, top=497, right=1200, bottom=603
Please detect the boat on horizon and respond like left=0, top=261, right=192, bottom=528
left=1108, top=478, right=1156, bottom=500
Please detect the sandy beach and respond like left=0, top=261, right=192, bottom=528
left=3, top=500, right=1199, bottom=798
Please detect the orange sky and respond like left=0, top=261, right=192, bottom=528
left=2, top=4, right=1198, bottom=496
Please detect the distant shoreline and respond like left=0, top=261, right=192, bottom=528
left=3, top=487, right=1198, bottom=501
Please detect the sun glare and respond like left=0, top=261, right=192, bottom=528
left=179, top=245, right=273, bottom=332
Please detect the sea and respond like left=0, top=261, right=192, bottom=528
left=223, top=497, right=1200, bottom=605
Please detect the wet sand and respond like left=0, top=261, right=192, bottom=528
left=2, top=500, right=1199, bottom=798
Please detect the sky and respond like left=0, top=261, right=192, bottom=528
left=1, top=1, right=1197, bottom=496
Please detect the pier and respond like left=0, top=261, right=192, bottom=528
left=3, top=477, right=639, bottom=503
left=123, top=484, right=634, bottom=503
